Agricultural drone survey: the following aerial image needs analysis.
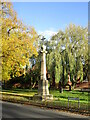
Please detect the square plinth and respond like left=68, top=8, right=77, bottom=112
left=38, top=80, right=49, bottom=95
left=33, top=79, right=53, bottom=101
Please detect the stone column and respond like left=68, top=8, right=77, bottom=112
left=33, top=45, right=53, bottom=101
left=41, top=45, right=47, bottom=81
left=38, top=45, right=49, bottom=96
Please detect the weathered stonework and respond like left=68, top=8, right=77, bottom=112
left=33, top=45, right=53, bottom=101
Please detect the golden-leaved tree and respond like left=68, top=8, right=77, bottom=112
left=0, top=2, right=38, bottom=81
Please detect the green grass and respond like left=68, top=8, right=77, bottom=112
left=2, top=88, right=89, bottom=103
left=1, top=88, right=89, bottom=113
left=2, top=88, right=37, bottom=96
left=50, top=90, right=89, bottom=103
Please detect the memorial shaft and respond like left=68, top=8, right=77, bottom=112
left=33, top=44, right=53, bottom=100
left=41, top=47, right=46, bottom=80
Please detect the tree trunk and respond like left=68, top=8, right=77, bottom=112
left=69, top=85, right=71, bottom=91
left=59, top=87, right=63, bottom=93
left=52, top=71, right=55, bottom=89
left=59, top=81, right=63, bottom=93
left=29, top=77, right=31, bottom=88
left=3, top=80, right=5, bottom=89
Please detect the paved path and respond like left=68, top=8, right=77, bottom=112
left=1, top=101, right=89, bottom=120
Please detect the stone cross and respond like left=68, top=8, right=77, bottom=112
left=33, top=44, right=53, bottom=101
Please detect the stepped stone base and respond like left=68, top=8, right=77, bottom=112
left=33, top=94, right=53, bottom=101
left=33, top=80, right=53, bottom=101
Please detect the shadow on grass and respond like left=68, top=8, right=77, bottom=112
left=3, top=88, right=37, bottom=92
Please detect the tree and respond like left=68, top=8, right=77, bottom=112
left=65, top=24, right=88, bottom=83
left=47, top=23, right=88, bottom=90
left=1, top=2, right=38, bottom=81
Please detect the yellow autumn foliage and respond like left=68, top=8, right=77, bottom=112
left=1, top=1, right=38, bottom=81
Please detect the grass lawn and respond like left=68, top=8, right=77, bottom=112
left=2, top=88, right=89, bottom=103
left=1, top=88, right=89, bottom=114
left=50, top=90, right=89, bottom=103
left=49, top=90, right=89, bottom=111
left=2, top=88, right=37, bottom=96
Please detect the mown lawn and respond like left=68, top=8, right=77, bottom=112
left=2, top=88, right=89, bottom=103
left=50, top=90, right=89, bottom=103
left=2, top=88, right=37, bottom=96
left=1, top=88, right=89, bottom=112
left=1, top=88, right=89, bottom=115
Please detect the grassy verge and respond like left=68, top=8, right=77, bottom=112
left=1, top=88, right=89, bottom=115
left=2, top=88, right=37, bottom=96
left=2, top=88, right=89, bottom=102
